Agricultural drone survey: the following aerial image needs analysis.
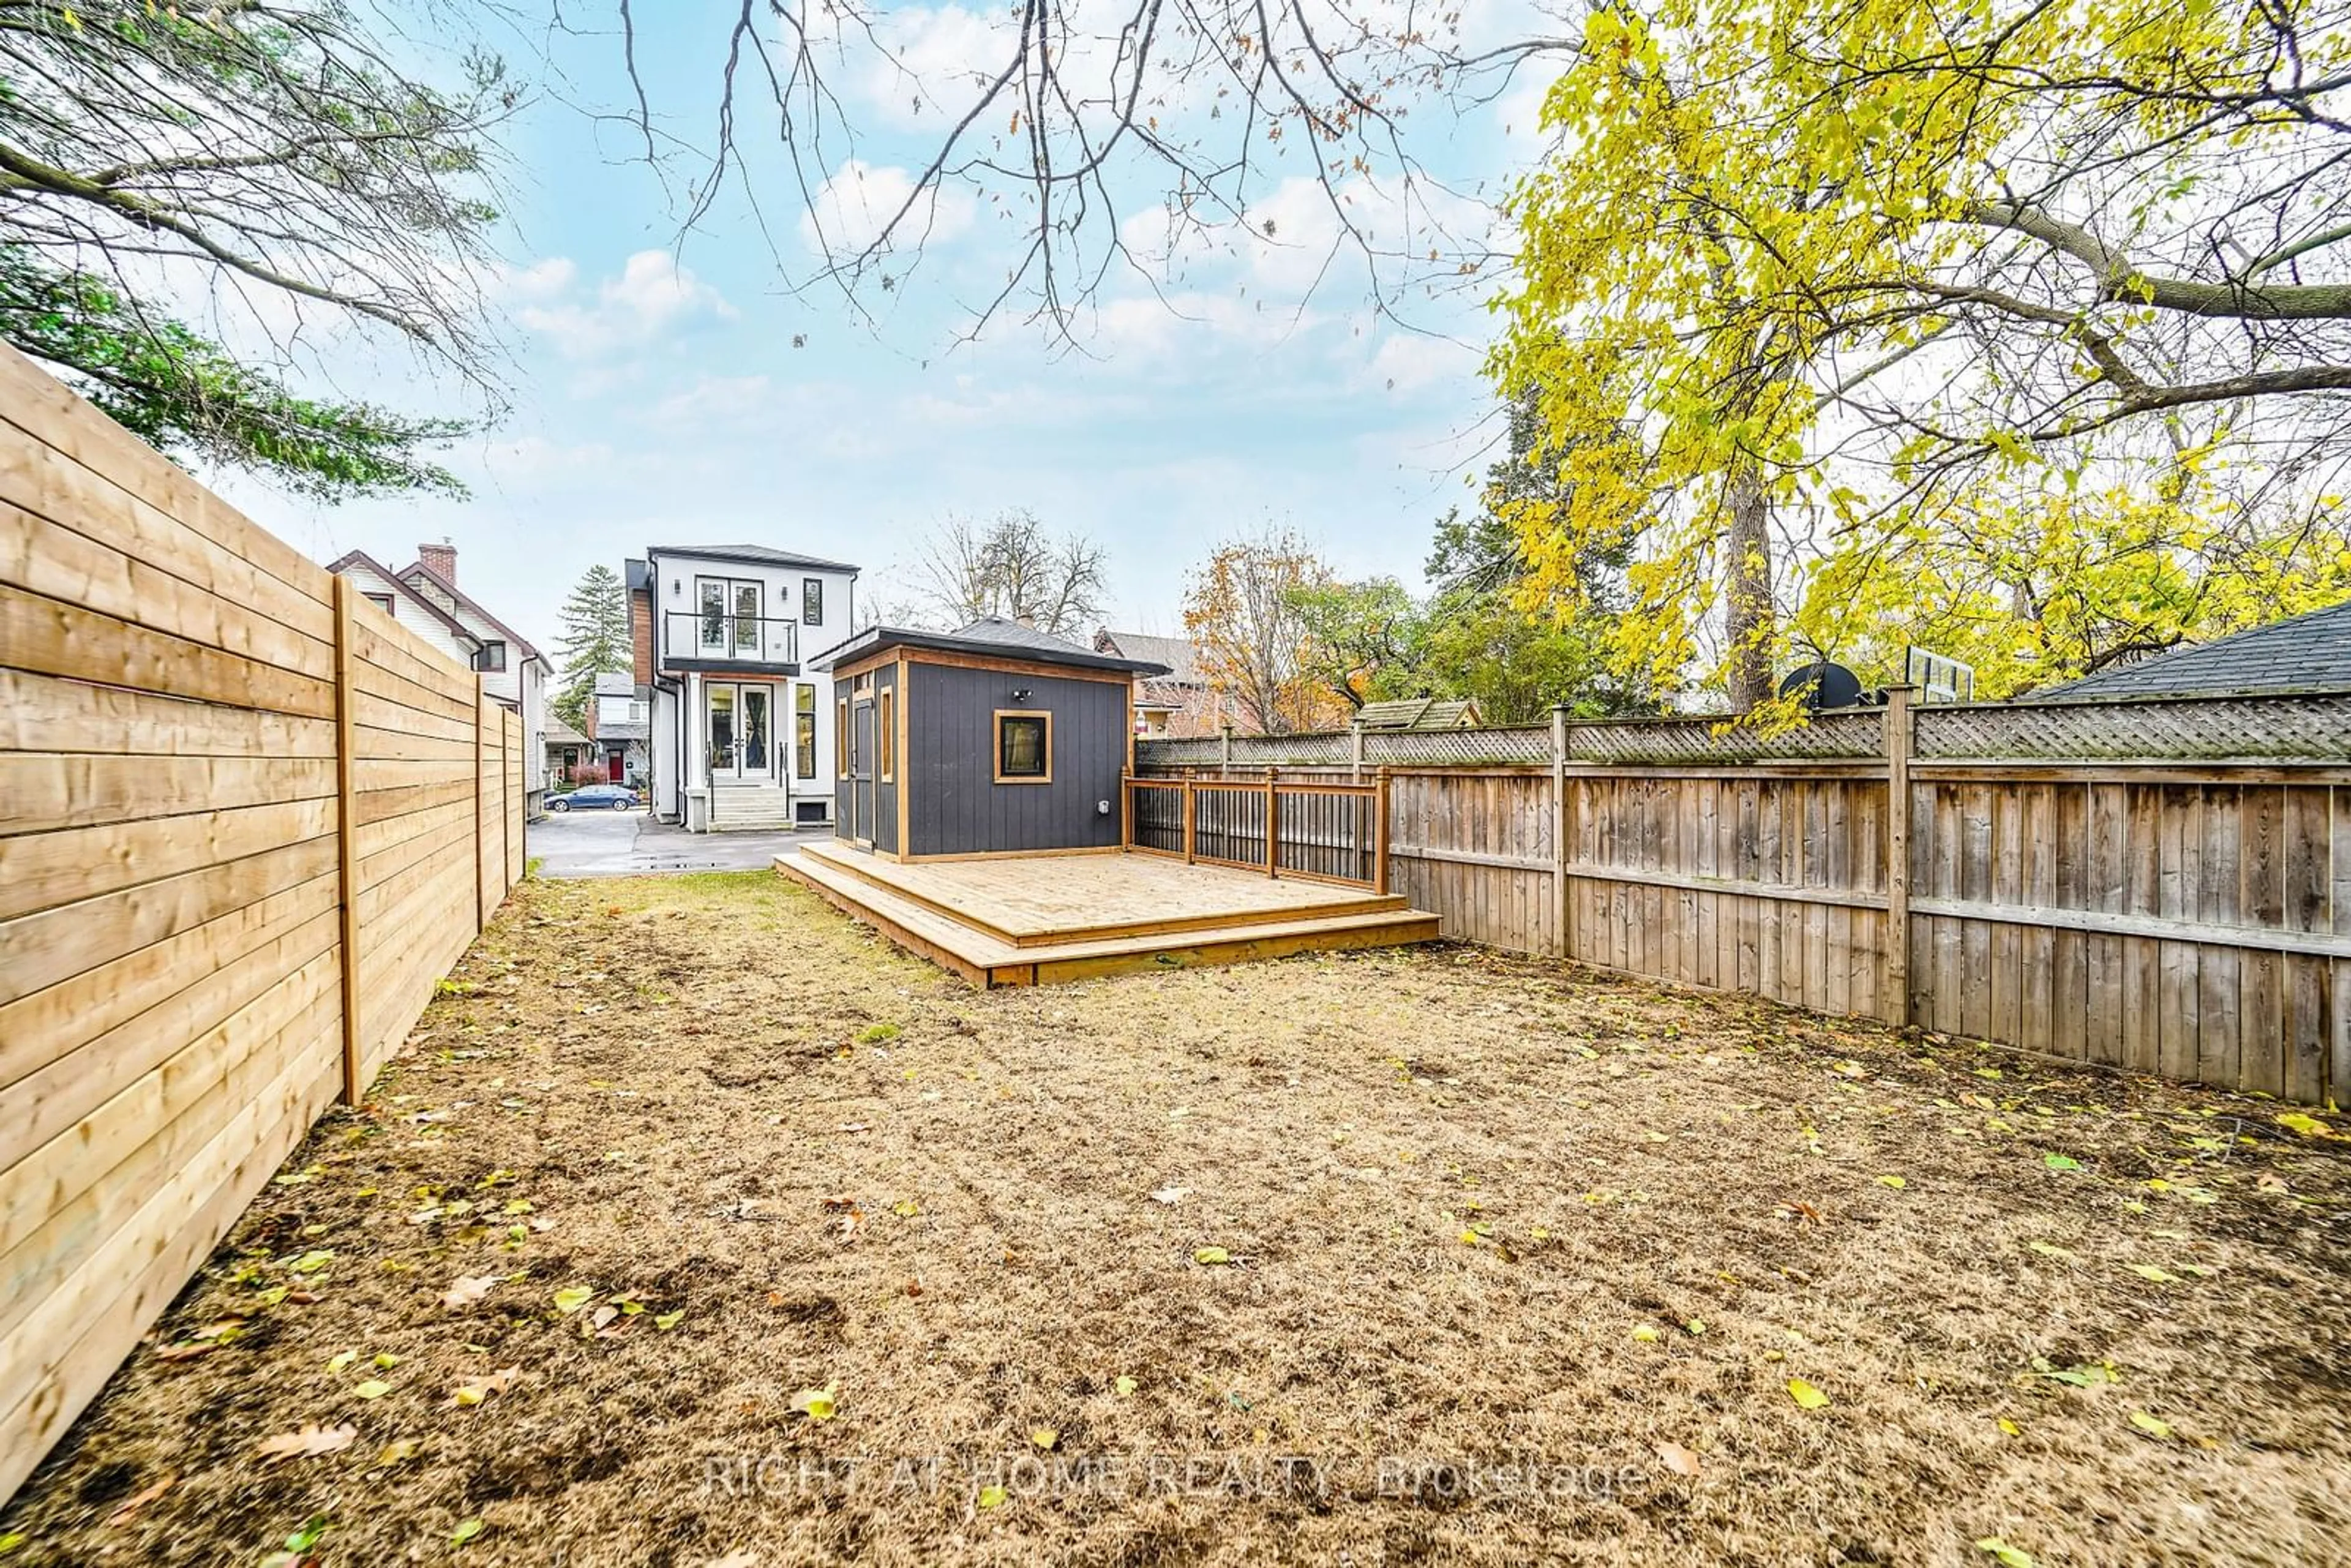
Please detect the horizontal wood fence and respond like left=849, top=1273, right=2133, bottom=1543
left=0, top=346, right=522, bottom=1502
left=1140, top=691, right=2351, bottom=1105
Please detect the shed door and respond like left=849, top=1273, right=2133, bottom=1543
left=850, top=697, right=876, bottom=845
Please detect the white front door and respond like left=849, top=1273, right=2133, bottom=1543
left=705, top=682, right=774, bottom=782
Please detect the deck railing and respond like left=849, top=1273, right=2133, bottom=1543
left=1124, top=769, right=1390, bottom=893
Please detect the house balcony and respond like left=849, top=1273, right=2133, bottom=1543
left=661, top=611, right=800, bottom=674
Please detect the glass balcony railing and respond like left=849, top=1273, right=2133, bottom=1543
left=664, top=610, right=800, bottom=666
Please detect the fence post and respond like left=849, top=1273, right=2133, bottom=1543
left=1883, top=686, right=1916, bottom=1027
left=473, top=682, right=487, bottom=931
left=1552, top=702, right=1571, bottom=962
left=1182, top=768, right=1197, bottom=865
left=1350, top=719, right=1365, bottom=782
left=1265, top=766, right=1280, bottom=879
left=1373, top=766, right=1392, bottom=896
left=331, top=577, right=364, bottom=1106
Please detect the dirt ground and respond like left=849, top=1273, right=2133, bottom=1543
left=6, top=871, right=2350, bottom=1567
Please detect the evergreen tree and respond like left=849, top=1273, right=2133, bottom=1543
left=553, top=566, right=631, bottom=731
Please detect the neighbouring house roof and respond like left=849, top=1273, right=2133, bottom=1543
left=593, top=670, right=640, bottom=697
left=813, top=616, right=1171, bottom=676
left=649, top=543, right=862, bottom=575
left=1094, top=628, right=1203, bottom=685
left=326, top=550, right=483, bottom=651
left=1357, top=696, right=1482, bottom=731
left=596, top=722, right=648, bottom=744
left=544, top=715, right=590, bottom=748
left=1135, top=678, right=1193, bottom=712
left=2027, top=596, right=2351, bottom=701
left=397, top=557, right=551, bottom=670
left=624, top=557, right=654, bottom=593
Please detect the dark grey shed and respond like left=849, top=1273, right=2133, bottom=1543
left=811, top=618, right=1169, bottom=860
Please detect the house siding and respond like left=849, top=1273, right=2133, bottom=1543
left=905, top=663, right=1127, bottom=857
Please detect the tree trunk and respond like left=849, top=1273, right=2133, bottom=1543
left=1723, top=462, right=1775, bottom=711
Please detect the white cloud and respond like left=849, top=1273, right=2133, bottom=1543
left=798, top=161, right=975, bottom=258
left=853, top=5, right=1014, bottom=130
left=1362, top=332, right=1482, bottom=395
left=512, top=250, right=736, bottom=358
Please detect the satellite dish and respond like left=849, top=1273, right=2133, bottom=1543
left=1778, top=660, right=1865, bottom=711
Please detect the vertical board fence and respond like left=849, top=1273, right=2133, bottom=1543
left=1140, top=692, right=2351, bottom=1105
left=0, top=347, right=522, bottom=1502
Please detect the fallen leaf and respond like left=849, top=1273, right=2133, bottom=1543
left=1150, top=1187, right=1188, bottom=1205
left=103, top=1474, right=174, bottom=1526
left=326, top=1349, right=358, bottom=1373
left=1192, top=1247, right=1233, bottom=1266
left=656, top=1310, right=686, bottom=1330
left=2129, top=1410, right=2175, bottom=1441
left=377, top=1439, right=422, bottom=1466
left=256, top=1423, right=356, bottom=1466
left=2276, top=1112, right=2331, bottom=1139
left=977, top=1484, right=1008, bottom=1509
left=1631, top=1325, right=1661, bottom=1343
left=352, top=1379, right=392, bottom=1400
left=2128, top=1264, right=2177, bottom=1283
left=449, top=1367, right=520, bottom=1408
left=790, top=1386, right=838, bottom=1422
left=152, top=1340, right=215, bottom=1364
left=2027, top=1242, right=2074, bottom=1259
left=451, top=1517, right=486, bottom=1547
left=893, top=1200, right=920, bottom=1218
left=1114, top=1376, right=1138, bottom=1397
left=1654, top=1441, right=1701, bottom=1477
left=1787, top=1378, right=1830, bottom=1410
left=2042, top=1153, right=2082, bottom=1172
left=1875, top=1174, right=1907, bottom=1189
left=1976, top=1538, right=2036, bottom=1568
left=443, top=1275, right=498, bottom=1311
left=1030, top=1427, right=1060, bottom=1450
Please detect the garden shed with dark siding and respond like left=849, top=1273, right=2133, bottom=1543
left=812, top=617, right=1169, bottom=861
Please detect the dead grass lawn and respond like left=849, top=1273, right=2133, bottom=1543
left=6, top=870, right=2350, bottom=1567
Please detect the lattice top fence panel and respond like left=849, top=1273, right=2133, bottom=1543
left=1916, top=692, right=2351, bottom=760
left=1364, top=726, right=1554, bottom=766
left=1136, top=691, right=2351, bottom=773
left=1565, top=710, right=1884, bottom=765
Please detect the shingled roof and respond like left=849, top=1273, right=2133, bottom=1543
left=1355, top=696, right=1482, bottom=731
left=2027, top=597, right=2351, bottom=701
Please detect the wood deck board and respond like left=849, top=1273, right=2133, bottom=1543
left=800, top=837, right=1399, bottom=945
left=778, top=847, right=1438, bottom=986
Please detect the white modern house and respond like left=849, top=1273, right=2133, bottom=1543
left=626, top=544, right=858, bottom=831
left=328, top=542, right=553, bottom=818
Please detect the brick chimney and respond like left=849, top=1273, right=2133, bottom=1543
left=418, top=539, right=457, bottom=583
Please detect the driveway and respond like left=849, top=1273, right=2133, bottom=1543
left=525, top=807, right=828, bottom=876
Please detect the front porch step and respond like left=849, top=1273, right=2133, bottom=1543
left=708, top=789, right=812, bottom=831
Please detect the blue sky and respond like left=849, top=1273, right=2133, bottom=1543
left=213, top=4, right=1562, bottom=656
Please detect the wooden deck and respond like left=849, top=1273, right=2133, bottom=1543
left=778, top=841, right=1441, bottom=986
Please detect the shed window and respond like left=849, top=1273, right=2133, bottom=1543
left=836, top=696, right=850, bottom=777
left=879, top=689, right=896, bottom=781
left=994, top=710, right=1051, bottom=783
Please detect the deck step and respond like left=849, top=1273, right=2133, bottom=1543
left=776, top=848, right=1440, bottom=988
left=797, top=838, right=1411, bottom=947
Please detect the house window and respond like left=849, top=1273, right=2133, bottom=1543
left=795, top=685, right=817, bottom=778
left=474, top=640, right=508, bottom=672
left=803, top=578, right=824, bottom=626
left=362, top=591, right=394, bottom=615
left=836, top=696, right=850, bottom=778
left=879, top=689, right=896, bottom=781
left=994, top=710, right=1051, bottom=783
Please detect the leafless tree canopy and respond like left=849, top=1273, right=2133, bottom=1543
left=914, top=508, right=1109, bottom=634
left=0, top=1, right=515, bottom=374
left=612, top=1, right=1578, bottom=340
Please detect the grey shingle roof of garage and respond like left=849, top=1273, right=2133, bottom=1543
left=2027, top=596, right=2351, bottom=700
